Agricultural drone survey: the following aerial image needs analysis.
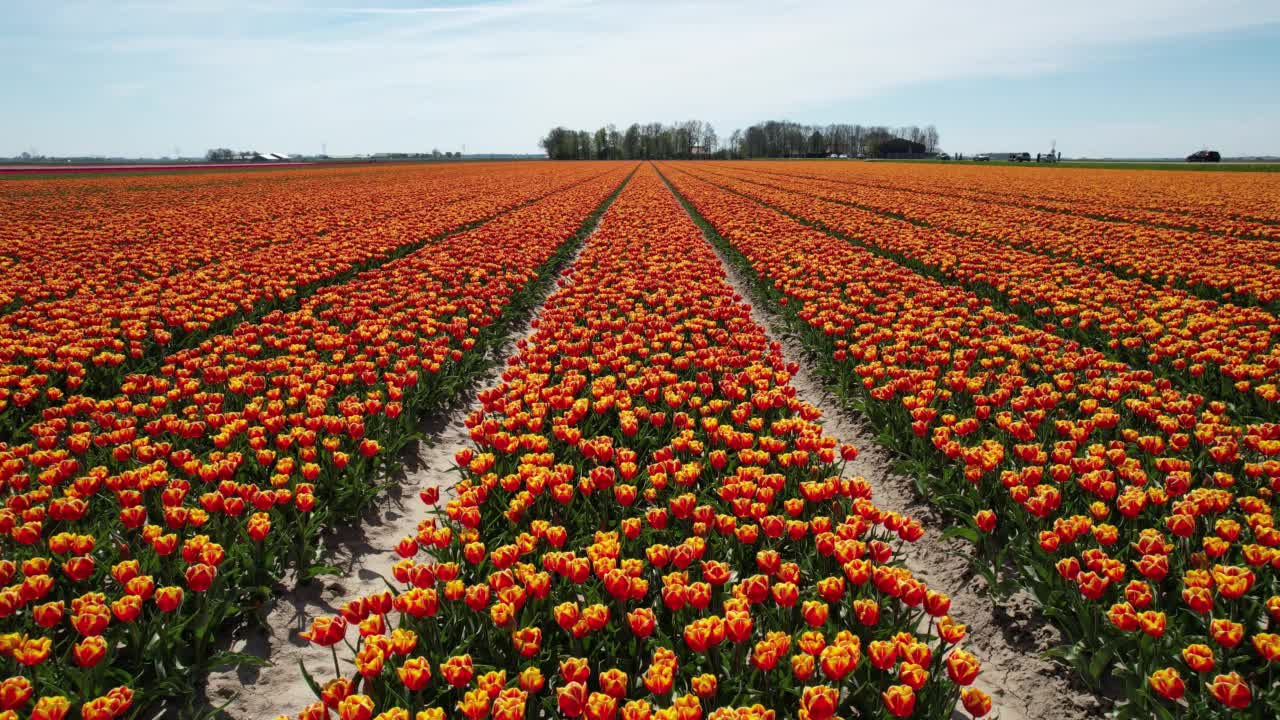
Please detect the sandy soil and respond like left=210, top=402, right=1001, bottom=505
left=202, top=224, right=598, bottom=720
left=207, top=175, right=1103, bottom=720
left=202, top=400, right=471, bottom=718
left=693, top=223, right=1104, bottom=720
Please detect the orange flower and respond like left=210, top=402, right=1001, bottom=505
left=32, top=602, right=63, bottom=628
left=560, top=657, right=591, bottom=684
left=1182, top=644, right=1215, bottom=673
left=947, top=648, right=983, bottom=681
left=643, top=664, right=674, bottom=695
left=791, top=653, right=816, bottom=682
left=555, top=602, right=581, bottom=630
left=354, top=644, right=385, bottom=679
left=801, top=600, right=828, bottom=627
left=518, top=666, right=544, bottom=693
left=321, top=678, right=353, bottom=710
left=1211, top=565, right=1254, bottom=599
left=626, top=608, right=656, bottom=639
left=0, top=677, right=32, bottom=711
left=881, top=685, right=915, bottom=718
left=14, top=636, right=52, bottom=667
left=598, top=668, right=628, bottom=699
left=770, top=582, right=798, bottom=608
left=818, top=644, right=857, bottom=681
left=398, top=657, right=432, bottom=691
left=1149, top=667, right=1184, bottom=701
left=923, top=590, right=950, bottom=617
left=71, top=604, right=110, bottom=636
left=898, top=662, right=929, bottom=690
left=868, top=640, right=897, bottom=670
left=338, top=695, right=375, bottom=720
left=247, top=512, right=272, bottom=541
left=960, top=687, right=992, bottom=717
left=456, top=689, right=490, bottom=720
left=110, top=595, right=143, bottom=623
left=1207, top=672, right=1251, bottom=709
left=800, top=685, right=837, bottom=720
left=690, top=673, right=717, bottom=699
left=512, top=626, right=541, bottom=657
left=1252, top=632, right=1280, bottom=662
left=31, top=696, right=71, bottom=720
left=1210, top=618, right=1244, bottom=649
left=1136, top=610, right=1166, bottom=639
left=80, top=688, right=133, bottom=720
left=441, top=655, right=475, bottom=688
left=72, top=636, right=107, bottom=668
left=852, top=598, right=879, bottom=626
left=620, top=700, right=652, bottom=720
left=585, top=692, right=617, bottom=720
left=557, top=682, right=588, bottom=718
left=938, top=616, right=966, bottom=644
left=299, top=616, right=347, bottom=647
left=390, top=629, right=417, bottom=656
left=184, top=563, right=217, bottom=593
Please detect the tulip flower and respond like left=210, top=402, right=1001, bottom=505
left=800, top=686, right=837, bottom=720
left=1207, top=672, right=1251, bottom=709
left=881, top=685, right=916, bottom=718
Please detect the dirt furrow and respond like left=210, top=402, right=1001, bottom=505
left=662, top=172, right=1103, bottom=720
left=202, top=194, right=617, bottom=720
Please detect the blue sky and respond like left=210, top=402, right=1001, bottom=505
left=5, top=0, right=1279, bottom=158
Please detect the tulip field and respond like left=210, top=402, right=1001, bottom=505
left=0, top=160, right=1276, bottom=720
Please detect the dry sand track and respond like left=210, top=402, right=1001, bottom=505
left=203, top=210, right=603, bottom=720
left=203, top=397, right=473, bottom=718
left=707, top=248, right=1102, bottom=720
left=667, top=173, right=1103, bottom=720
left=206, top=172, right=1103, bottom=720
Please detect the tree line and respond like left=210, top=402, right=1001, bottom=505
left=540, top=120, right=939, bottom=160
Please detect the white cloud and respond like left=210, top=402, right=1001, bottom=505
left=6, top=0, right=1280, bottom=155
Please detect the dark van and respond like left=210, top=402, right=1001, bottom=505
left=1186, top=150, right=1221, bottom=162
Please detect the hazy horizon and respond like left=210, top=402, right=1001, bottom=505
left=6, top=1, right=1280, bottom=158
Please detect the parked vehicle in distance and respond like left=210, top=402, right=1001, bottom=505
left=1008, top=152, right=1032, bottom=162
left=973, top=154, right=990, bottom=161
left=1186, top=150, right=1221, bottom=162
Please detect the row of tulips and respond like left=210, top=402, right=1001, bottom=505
left=0, top=164, right=583, bottom=312
left=675, top=164, right=1280, bottom=416
left=0, top=165, right=635, bottom=717
left=717, top=162, right=1280, bottom=307
left=1, top=166, right=413, bottom=310
left=658, top=163, right=1280, bottom=718
left=0, top=163, right=620, bottom=433
left=280, top=165, right=990, bottom=720
left=747, top=161, right=1280, bottom=240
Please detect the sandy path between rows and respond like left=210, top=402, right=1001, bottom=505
left=206, top=174, right=1103, bottom=720
left=672, top=188, right=1104, bottom=719
left=202, top=220, right=601, bottom=720
left=203, top=398, right=474, bottom=718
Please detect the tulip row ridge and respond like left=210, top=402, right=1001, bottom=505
left=0, top=164, right=639, bottom=718
left=655, top=161, right=1280, bottom=718
left=275, top=164, right=991, bottom=720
